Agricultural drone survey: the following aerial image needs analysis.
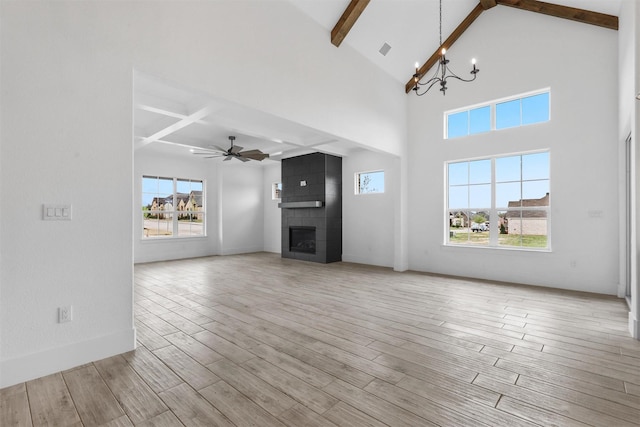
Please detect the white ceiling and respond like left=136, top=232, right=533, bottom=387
left=135, top=0, right=621, bottom=163
left=134, top=72, right=361, bottom=162
left=291, top=0, right=621, bottom=84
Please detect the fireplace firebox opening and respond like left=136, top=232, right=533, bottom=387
left=290, top=226, right=316, bottom=254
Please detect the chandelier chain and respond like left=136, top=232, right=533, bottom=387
left=412, top=0, right=480, bottom=96
left=439, top=0, right=443, bottom=47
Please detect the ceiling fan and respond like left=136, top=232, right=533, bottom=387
left=193, top=136, right=269, bottom=162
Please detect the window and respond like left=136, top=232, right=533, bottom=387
left=142, top=176, right=205, bottom=239
left=355, top=170, right=384, bottom=194
left=447, top=151, right=550, bottom=249
left=447, top=105, right=491, bottom=138
left=272, top=182, right=282, bottom=200
left=496, top=92, right=550, bottom=129
left=445, top=89, right=550, bottom=139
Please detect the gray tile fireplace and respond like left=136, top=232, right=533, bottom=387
left=280, top=152, right=342, bottom=263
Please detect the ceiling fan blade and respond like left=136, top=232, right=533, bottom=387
left=240, top=150, right=269, bottom=161
left=237, top=149, right=262, bottom=156
left=237, top=156, right=250, bottom=162
left=208, top=145, right=228, bottom=152
left=223, top=155, right=233, bottom=161
left=230, top=145, right=243, bottom=154
left=193, top=151, right=220, bottom=155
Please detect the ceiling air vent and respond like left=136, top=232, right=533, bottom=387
left=378, top=42, right=391, bottom=56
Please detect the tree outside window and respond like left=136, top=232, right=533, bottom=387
left=356, top=171, right=384, bottom=194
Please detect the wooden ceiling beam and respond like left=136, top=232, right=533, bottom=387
left=405, top=0, right=618, bottom=94
left=480, top=0, right=498, bottom=10
left=405, top=3, right=484, bottom=94
left=331, top=0, right=370, bottom=47
left=496, top=0, right=618, bottom=30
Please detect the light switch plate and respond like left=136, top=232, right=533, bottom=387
left=43, top=204, right=72, bottom=221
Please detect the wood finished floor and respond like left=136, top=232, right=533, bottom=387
left=2, top=252, right=640, bottom=426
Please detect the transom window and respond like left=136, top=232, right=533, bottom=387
left=445, top=89, right=550, bottom=139
left=447, top=151, right=550, bottom=249
left=355, top=170, right=384, bottom=194
left=142, top=176, right=205, bottom=239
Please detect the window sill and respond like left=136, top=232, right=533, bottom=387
left=442, top=243, right=551, bottom=253
left=355, top=192, right=385, bottom=196
left=141, top=236, right=207, bottom=243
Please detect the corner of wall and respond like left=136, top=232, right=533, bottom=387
left=630, top=310, right=639, bottom=340
left=0, top=327, right=136, bottom=388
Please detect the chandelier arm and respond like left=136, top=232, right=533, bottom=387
left=415, top=78, right=443, bottom=96
left=447, top=74, right=478, bottom=84
left=416, top=73, right=442, bottom=87
left=443, top=67, right=479, bottom=83
left=415, top=60, right=444, bottom=86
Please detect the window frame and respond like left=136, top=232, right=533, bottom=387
left=445, top=150, right=551, bottom=251
left=354, top=170, right=385, bottom=195
left=444, top=88, right=550, bottom=140
left=141, top=175, right=206, bottom=240
left=272, top=182, right=282, bottom=200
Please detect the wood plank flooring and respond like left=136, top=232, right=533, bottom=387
left=2, top=252, right=640, bottom=426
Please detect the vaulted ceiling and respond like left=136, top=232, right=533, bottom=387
left=292, top=0, right=620, bottom=88
left=135, top=0, right=621, bottom=162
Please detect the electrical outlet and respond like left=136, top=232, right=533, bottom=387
left=59, top=306, right=73, bottom=323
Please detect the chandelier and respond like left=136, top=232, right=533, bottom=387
left=412, top=0, right=479, bottom=96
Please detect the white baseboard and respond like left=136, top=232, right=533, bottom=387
left=0, top=327, right=136, bottom=388
left=630, top=311, right=639, bottom=340
left=342, top=253, right=393, bottom=268
left=220, top=246, right=264, bottom=256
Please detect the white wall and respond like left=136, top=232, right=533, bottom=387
left=407, top=6, right=620, bottom=295
left=263, top=163, right=282, bottom=254
left=134, top=149, right=219, bottom=264
left=343, top=150, right=397, bottom=267
left=636, top=0, right=640, bottom=339
left=619, top=0, right=639, bottom=338
left=0, top=0, right=406, bottom=387
left=219, top=162, right=265, bottom=255
left=135, top=150, right=279, bottom=262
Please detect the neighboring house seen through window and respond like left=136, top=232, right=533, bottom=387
left=142, top=176, right=205, bottom=238
left=272, top=182, right=282, bottom=200
left=447, top=151, right=550, bottom=249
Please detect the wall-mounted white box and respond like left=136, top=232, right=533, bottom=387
left=43, top=204, right=72, bottom=221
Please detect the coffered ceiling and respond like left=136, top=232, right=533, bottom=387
left=134, top=72, right=361, bottom=162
